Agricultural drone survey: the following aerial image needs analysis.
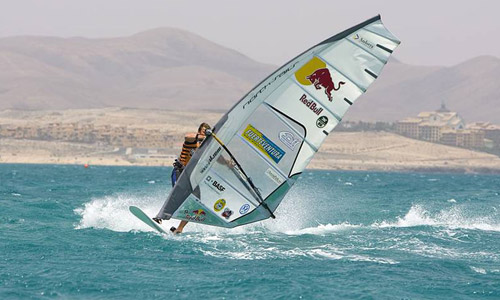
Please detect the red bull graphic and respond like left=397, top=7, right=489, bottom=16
left=295, top=57, right=345, bottom=102
left=306, top=68, right=345, bottom=101
left=192, top=209, right=206, bottom=216
left=184, top=209, right=207, bottom=222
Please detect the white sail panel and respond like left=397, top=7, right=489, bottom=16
left=320, top=41, right=385, bottom=91
left=290, top=144, right=317, bottom=176
left=365, top=20, right=401, bottom=44
left=264, top=79, right=339, bottom=149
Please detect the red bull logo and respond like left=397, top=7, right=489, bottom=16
left=295, top=57, right=345, bottom=102
left=184, top=209, right=206, bottom=222
left=192, top=209, right=206, bottom=216
left=299, top=94, right=323, bottom=115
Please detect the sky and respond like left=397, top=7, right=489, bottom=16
left=1, top=0, right=499, bottom=66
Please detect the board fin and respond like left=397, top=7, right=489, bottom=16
left=129, top=206, right=167, bottom=234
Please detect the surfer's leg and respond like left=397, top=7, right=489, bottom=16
left=163, top=163, right=186, bottom=229
left=173, top=220, right=188, bottom=234
left=154, top=167, right=180, bottom=225
left=171, top=168, right=177, bottom=187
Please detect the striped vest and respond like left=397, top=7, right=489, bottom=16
left=179, top=133, right=201, bottom=166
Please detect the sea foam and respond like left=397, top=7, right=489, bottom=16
left=74, top=191, right=178, bottom=233
left=373, top=205, right=500, bottom=232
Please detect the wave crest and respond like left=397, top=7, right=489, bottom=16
left=373, top=205, right=500, bottom=232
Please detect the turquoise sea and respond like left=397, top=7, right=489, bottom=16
left=1, top=164, right=499, bottom=299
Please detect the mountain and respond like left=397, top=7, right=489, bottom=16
left=0, top=28, right=275, bottom=110
left=0, top=28, right=499, bottom=123
left=348, top=55, right=500, bottom=123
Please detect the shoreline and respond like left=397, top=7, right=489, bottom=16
left=2, top=160, right=500, bottom=175
left=3, top=108, right=500, bottom=175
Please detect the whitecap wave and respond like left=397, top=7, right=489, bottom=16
left=284, top=223, right=361, bottom=235
left=373, top=205, right=500, bottom=232
left=73, top=188, right=315, bottom=235
left=74, top=191, right=179, bottom=233
left=198, top=242, right=398, bottom=264
left=470, top=266, right=487, bottom=274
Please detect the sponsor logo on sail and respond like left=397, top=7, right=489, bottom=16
left=265, top=168, right=284, bottom=185
left=242, top=124, right=285, bottom=163
left=239, top=204, right=250, bottom=215
left=295, top=57, right=345, bottom=102
left=222, top=208, right=233, bottom=219
left=299, top=94, right=323, bottom=116
left=353, top=33, right=374, bottom=49
left=200, top=147, right=222, bottom=174
left=214, top=199, right=226, bottom=212
left=307, top=68, right=345, bottom=102
left=184, top=209, right=206, bottom=222
left=243, top=61, right=301, bottom=109
left=316, top=116, right=328, bottom=128
left=205, top=175, right=226, bottom=194
left=279, top=131, right=300, bottom=150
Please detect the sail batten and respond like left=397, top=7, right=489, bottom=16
left=155, top=15, right=400, bottom=228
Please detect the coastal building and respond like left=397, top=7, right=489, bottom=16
left=482, top=124, right=500, bottom=148
left=441, top=129, right=485, bottom=148
left=395, top=103, right=465, bottom=142
left=394, top=118, right=421, bottom=139
left=394, top=103, right=495, bottom=149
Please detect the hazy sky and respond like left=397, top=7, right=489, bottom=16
left=1, top=0, right=499, bottom=66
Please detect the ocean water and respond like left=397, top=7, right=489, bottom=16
left=1, top=164, right=499, bottom=299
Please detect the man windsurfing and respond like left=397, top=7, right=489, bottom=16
left=153, top=122, right=211, bottom=234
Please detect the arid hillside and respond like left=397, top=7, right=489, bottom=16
left=0, top=29, right=499, bottom=122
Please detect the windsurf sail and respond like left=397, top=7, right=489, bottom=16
left=155, top=15, right=400, bottom=228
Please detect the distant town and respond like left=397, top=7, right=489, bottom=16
left=0, top=104, right=499, bottom=158
left=335, top=103, right=500, bottom=154
left=0, top=123, right=176, bottom=149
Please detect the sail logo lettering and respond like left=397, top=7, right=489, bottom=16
left=200, top=147, right=222, bottom=174
left=242, top=124, right=285, bottom=163
left=295, top=57, right=345, bottom=102
left=204, top=175, right=226, bottom=194
left=243, top=60, right=300, bottom=109
left=299, top=94, right=323, bottom=116
left=184, top=209, right=206, bottom=222
left=265, top=168, right=284, bottom=185
left=279, top=131, right=300, bottom=150
left=353, top=34, right=374, bottom=49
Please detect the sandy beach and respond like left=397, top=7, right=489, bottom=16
left=1, top=108, right=500, bottom=173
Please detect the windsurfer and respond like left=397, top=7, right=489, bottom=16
left=153, top=122, right=211, bottom=234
